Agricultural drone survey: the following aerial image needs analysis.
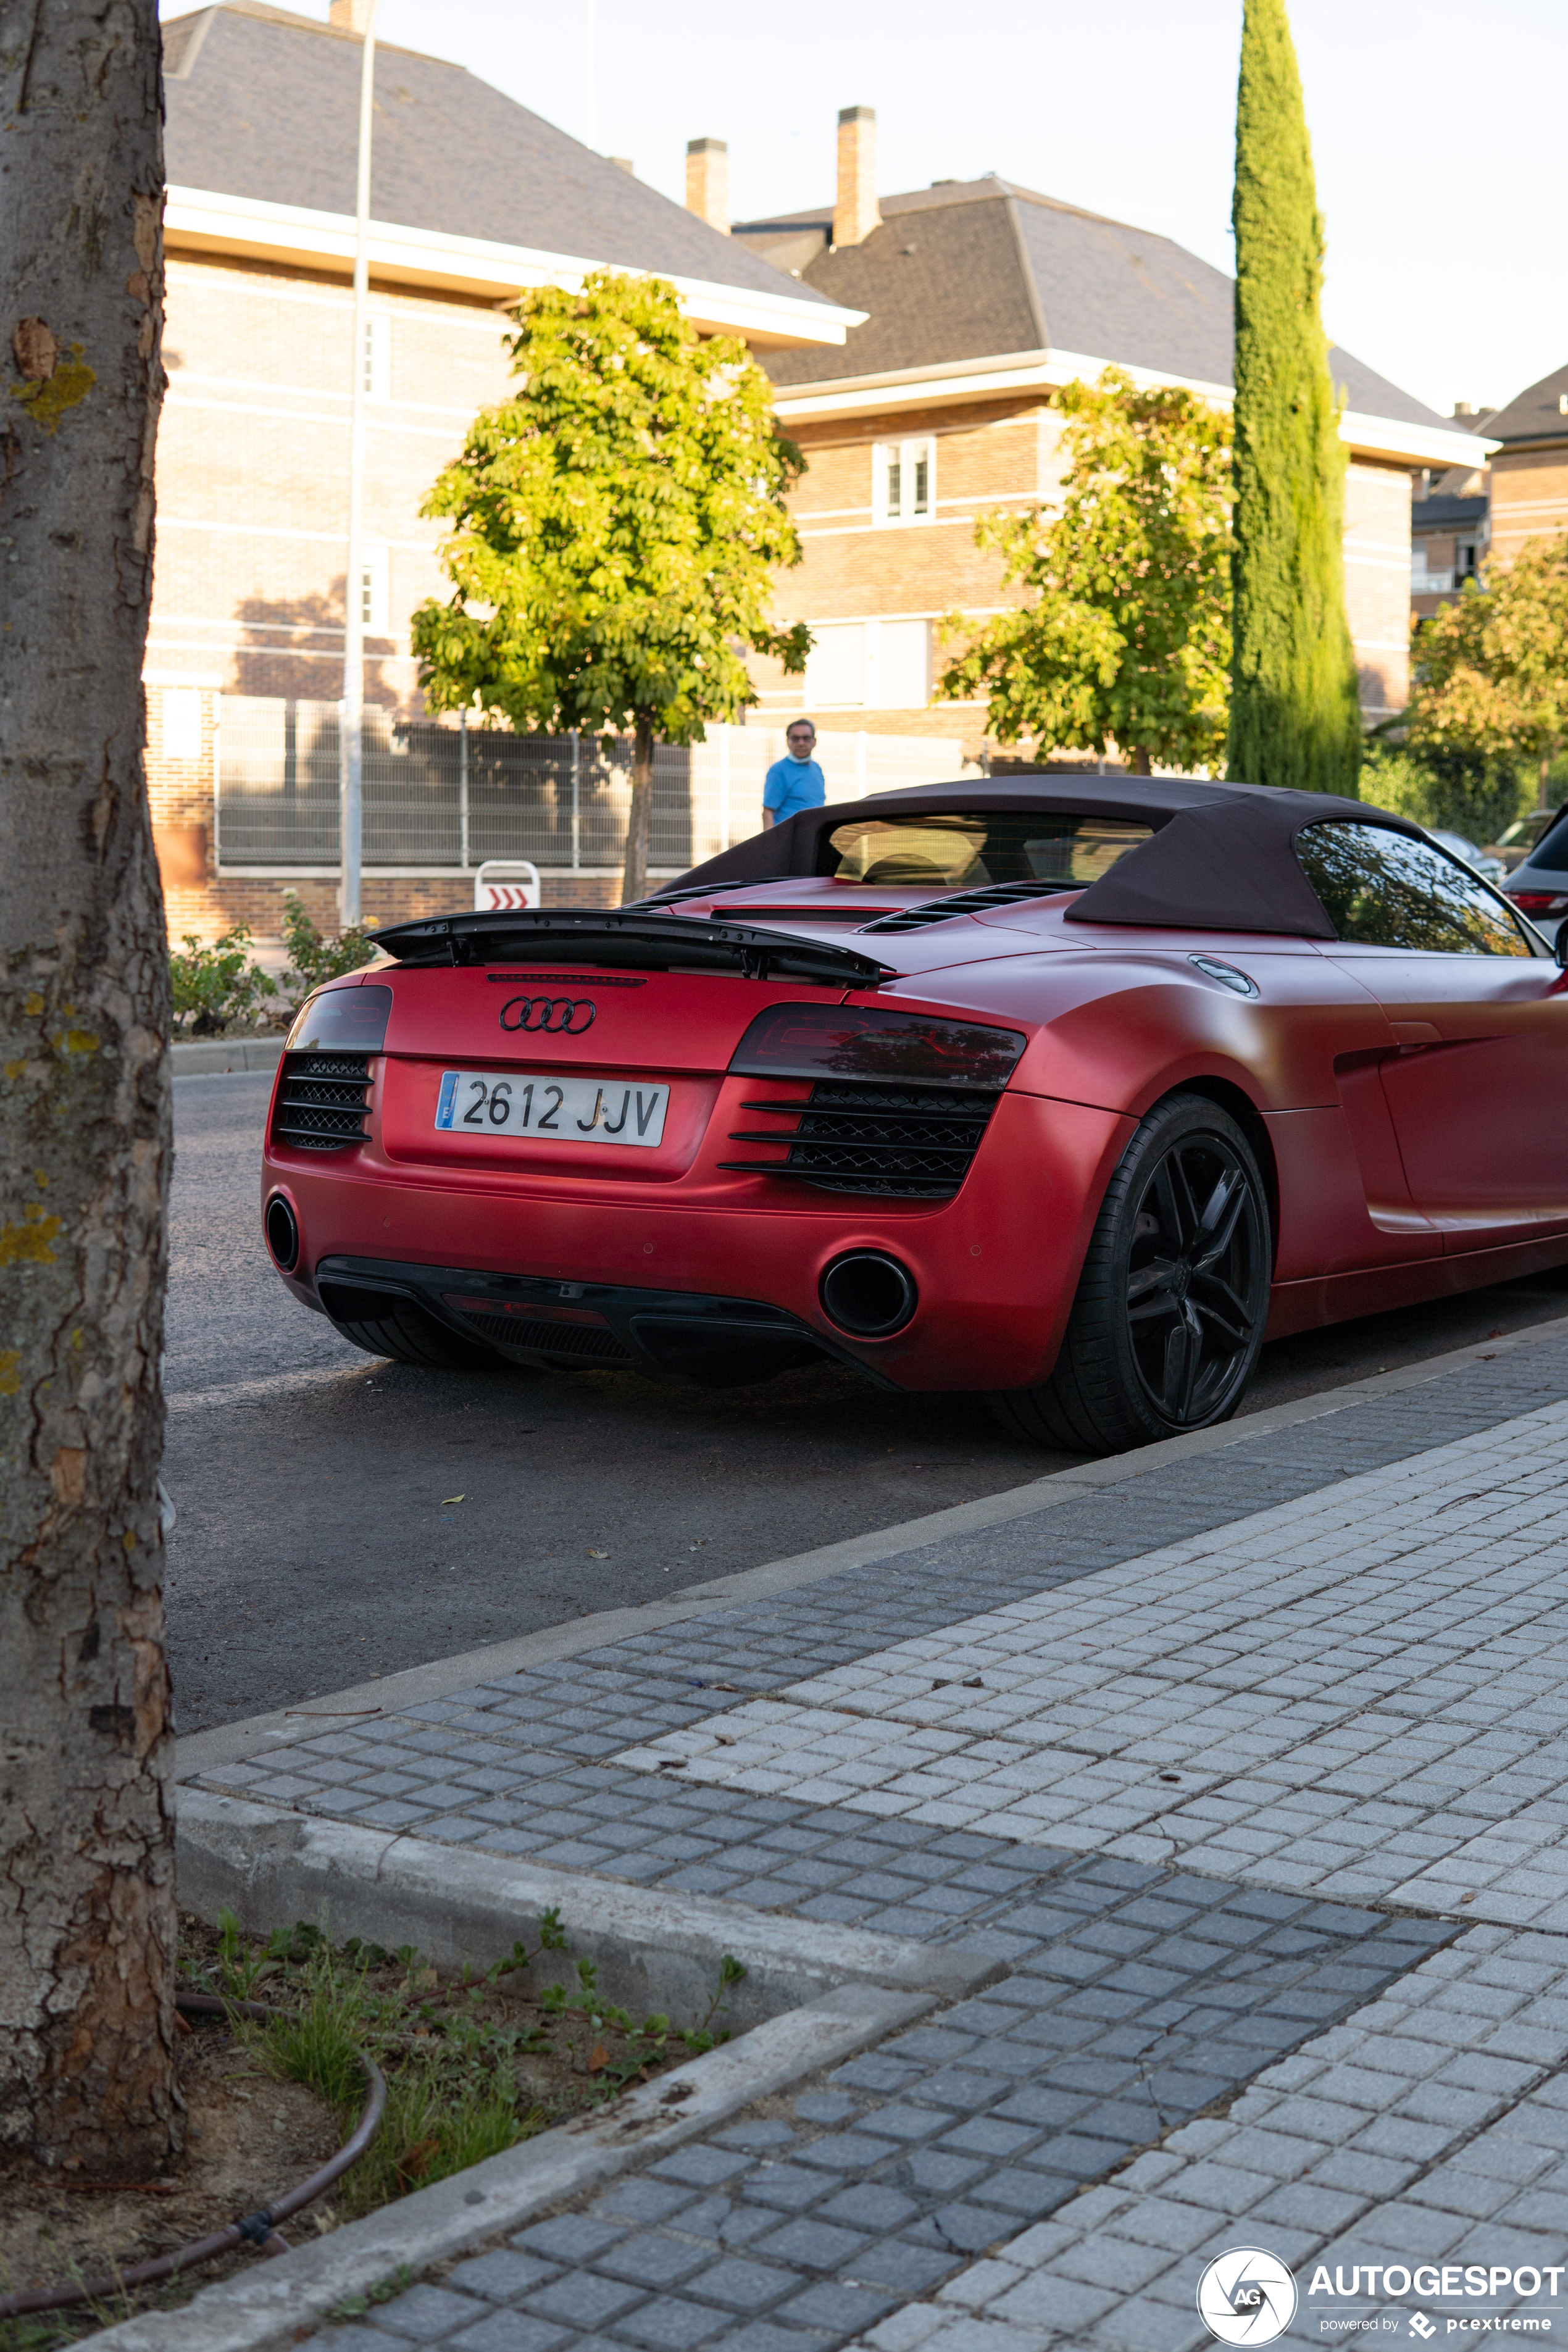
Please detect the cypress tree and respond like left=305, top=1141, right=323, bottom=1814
left=1228, top=0, right=1362, bottom=794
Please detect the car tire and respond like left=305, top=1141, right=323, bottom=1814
left=990, top=1092, right=1271, bottom=1454
left=327, top=1298, right=504, bottom=1372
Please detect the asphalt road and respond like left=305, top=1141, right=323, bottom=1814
left=165, top=1070, right=1568, bottom=1732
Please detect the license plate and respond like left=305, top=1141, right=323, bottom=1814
left=434, top=1069, right=669, bottom=1149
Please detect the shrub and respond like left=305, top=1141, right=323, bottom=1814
left=169, top=926, right=278, bottom=1036
left=1359, top=740, right=1528, bottom=848
left=281, top=891, right=379, bottom=996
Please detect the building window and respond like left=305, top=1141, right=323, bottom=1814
left=874, top=438, right=934, bottom=526
left=359, top=544, right=390, bottom=635
left=872, top=618, right=930, bottom=707
left=806, top=622, right=865, bottom=707
left=363, top=314, right=390, bottom=402
left=1456, top=541, right=1480, bottom=583
left=804, top=618, right=930, bottom=710
left=162, top=688, right=203, bottom=761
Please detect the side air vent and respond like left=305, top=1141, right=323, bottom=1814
left=719, top=1079, right=999, bottom=1199
left=272, top=1051, right=372, bottom=1153
left=861, top=880, right=1070, bottom=933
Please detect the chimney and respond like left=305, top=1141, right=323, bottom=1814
left=685, top=138, right=729, bottom=234
left=328, top=0, right=375, bottom=28
left=835, top=105, right=880, bottom=248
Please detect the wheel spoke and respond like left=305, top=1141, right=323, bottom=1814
left=1159, top=1306, right=1203, bottom=1417
left=1191, top=1267, right=1252, bottom=1333
left=1193, top=1170, right=1246, bottom=1270
left=1149, top=1157, right=1197, bottom=1253
left=1127, top=1258, right=1180, bottom=1312
left=1191, top=1295, right=1249, bottom=1351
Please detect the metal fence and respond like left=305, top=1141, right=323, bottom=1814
left=212, top=698, right=971, bottom=872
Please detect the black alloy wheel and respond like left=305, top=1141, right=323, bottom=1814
left=990, top=1092, right=1271, bottom=1454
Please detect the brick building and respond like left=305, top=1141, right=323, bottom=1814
left=720, top=110, right=1487, bottom=759
left=148, top=0, right=857, bottom=938
left=1482, top=364, right=1568, bottom=570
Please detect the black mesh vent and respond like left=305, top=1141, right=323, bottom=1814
left=719, top=1079, right=999, bottom=1199
left=451, top=1309, right=633, bottom=1366
left=273, top=1052, right=371, bottom=1153
left=861, top=880, right=1069, bottom=933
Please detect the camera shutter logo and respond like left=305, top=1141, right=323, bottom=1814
left=1197, top=2248, right=1297, bottom=2345
left=498, top=997, right=596, bottom=1035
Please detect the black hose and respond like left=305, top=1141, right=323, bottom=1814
left=0, top=1993, right=387, bottom=2321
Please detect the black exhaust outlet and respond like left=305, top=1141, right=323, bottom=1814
left=820, top=1251, right=918, bottom=1338
left=265, top=1193, right=300, bottom=1273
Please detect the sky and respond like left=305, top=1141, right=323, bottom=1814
left=162, top=0, right=1564, bottom=420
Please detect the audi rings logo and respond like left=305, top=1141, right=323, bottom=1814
left=498, top=996, right=596, bottom=1035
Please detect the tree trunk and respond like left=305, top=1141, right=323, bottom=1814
left=621, top=711, right=655, bottom=905
left=0, top=0, right=179, bottom=2172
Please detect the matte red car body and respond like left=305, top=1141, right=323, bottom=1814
left=262, top=878, right=1568, bottom=1390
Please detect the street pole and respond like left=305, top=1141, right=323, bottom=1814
left=340, top=0, right=380, bottom=927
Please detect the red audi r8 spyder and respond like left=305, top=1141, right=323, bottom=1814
left=260, top=776, right=1568, bottom=1454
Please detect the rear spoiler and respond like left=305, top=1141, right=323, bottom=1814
left=371, top=907, right=894, bottom=988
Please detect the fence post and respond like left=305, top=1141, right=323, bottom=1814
left=458, top=705, right=470, bottom=869
left=570, top=728, right=581, bottom=871
left=212, top=699, right=222, bottom=871
left=719, top=723, right=731, bottom=853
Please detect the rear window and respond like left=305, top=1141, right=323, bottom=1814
left=819, top=812, right=1153, bottom=890
left=1522, top=812, right=1568, bottom=871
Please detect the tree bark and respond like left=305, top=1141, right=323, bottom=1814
left=620, top=711, right=655, bottom=905
left=0, top=0, right=179, bottom=2172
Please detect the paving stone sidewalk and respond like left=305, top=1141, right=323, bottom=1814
left=181, top=1338, right=1568, bottom=2352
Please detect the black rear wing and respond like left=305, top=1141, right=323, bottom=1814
left=371, top=907, right=894, bottom=988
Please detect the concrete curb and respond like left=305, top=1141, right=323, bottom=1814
left=171, top=1038, right=285, bottom=1077
left=84, top=1979, right=930, bottom=2352
left=177, top=1307, right=1568, bottom=1785
left=177, top=1792, right=1015, bottom=2027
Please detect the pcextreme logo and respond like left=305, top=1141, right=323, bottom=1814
left=1198, top=2248, right=1299, bottom=2343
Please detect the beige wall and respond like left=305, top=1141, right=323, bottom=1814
left=762, top=399, right=1408, bottom=748
left=1489, top=444, right=1568, bottom=567
left=756, top=398, right=1057, bottom=757
left=1343, top=458, right=1413, bottom=724
left=151, top=251, right=512, bottom=709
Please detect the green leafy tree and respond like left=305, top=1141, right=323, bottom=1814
left=1228, top=0, right=1361, bottom=795
left=939, top=370, right=1232, bottom=772
left=412, top=271, right=811, bottom=903
left=1403, top=536, right=1568, bottom=803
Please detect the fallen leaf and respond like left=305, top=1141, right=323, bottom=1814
left=442, top=1494, right=465, bottom=1506
left=588, top=1548, right=609, bottom=1559
left=715, top=1734, right=736, bottom=1747
left=587, top=2042, right=609, bottom=2074
left=961, top=1677, right=983, bottom=1689
left=1459, top=1891, right=1476, bottom=1905
left=397, top=2136, right=441, bottom=2186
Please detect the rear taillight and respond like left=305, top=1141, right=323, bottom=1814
left=1509, top=892, right=1568, bottom=914
left=729, top=1003, right=1025, bottom=1091
left=286, top=983, right=393, bottom=1052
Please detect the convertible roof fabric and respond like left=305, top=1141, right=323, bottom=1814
left=662, top=775, right=1422, bottom=939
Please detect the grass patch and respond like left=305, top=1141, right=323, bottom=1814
left=202, top=1909, right=744, bottom=2219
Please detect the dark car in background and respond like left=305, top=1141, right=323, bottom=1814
left=1504, top=806, right=1568, bottom=946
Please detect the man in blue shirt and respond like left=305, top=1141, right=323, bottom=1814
left=762, top=719, right=827, bottom=829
